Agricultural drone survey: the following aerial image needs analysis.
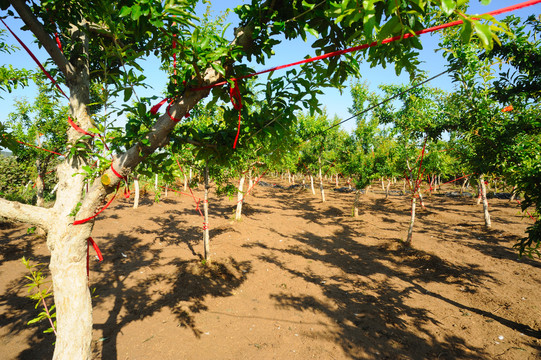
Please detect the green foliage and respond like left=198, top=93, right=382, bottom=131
left=439, top=14, right=541, bottom=256
left=21, top=256, right=57, bottom=337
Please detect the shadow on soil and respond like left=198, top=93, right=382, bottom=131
left=91, top=222, right=251, bottom=359
left=0, top=225, right=55, bottom=359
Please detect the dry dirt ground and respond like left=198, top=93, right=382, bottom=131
left=1, top=177, right=540, bottom=360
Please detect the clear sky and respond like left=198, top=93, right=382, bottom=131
left=0, top=0, right=539, bottom=135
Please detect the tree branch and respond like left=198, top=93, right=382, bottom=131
left=0, top=198, right=52, bottom=230
left=9, top=0, right=74, bottom=79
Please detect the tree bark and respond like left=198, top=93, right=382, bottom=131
left=235, top=174, right=245, bottom=221
left=405, top=197, right=416, bottom=245
left=133, top=176, right=140, bottom=209
left=310, top=175, right=316, bottom=195
left=353, top=190, right=360, bottom=217
left=385, top=178, right=391, bottom=199
left=203, top=164, right=210, bottom=261
left=318, top=157, right=325, bottom=202
left=480, top=175, right=491, bottom=228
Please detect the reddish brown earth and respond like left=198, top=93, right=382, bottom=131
left=1, top=177, right=540, bottom=360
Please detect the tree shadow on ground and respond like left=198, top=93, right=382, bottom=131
left=0, top=227, right=55, bottom=359
left=91, top=228, right=251, bottom=360
left=251, top=222, right=539, bottom=359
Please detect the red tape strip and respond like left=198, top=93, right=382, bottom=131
left=73, top=184, right=119, bottom=225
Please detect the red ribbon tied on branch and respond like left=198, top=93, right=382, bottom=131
left=229, top=80, right=243, bottom=149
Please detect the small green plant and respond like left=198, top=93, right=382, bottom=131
left=21, top=256, right=57, bottom=337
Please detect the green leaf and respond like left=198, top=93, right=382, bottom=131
left=123, top=88, right=133, bottom=102
left=119, top=6, right=131, bottom=17
left=131, top=5, right=142, bottom=21
left=441, top=0, right=456, bottom=16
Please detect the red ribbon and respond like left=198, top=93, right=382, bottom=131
left=68, top=116, right=94, bottom=137
left=73, top=183, right=119, bottom=225
left=229, top=80, right=243, bottom=149
left=86, top=237, right=103, bottom=279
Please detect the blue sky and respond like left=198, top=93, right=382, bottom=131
left=1, top=0, right=539, bottom=134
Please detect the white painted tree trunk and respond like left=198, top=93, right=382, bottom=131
left=335, top=174, right=339, bottom=187
left=405, top=197, right=416, bottom=245
left=184, top=173, right=188, bottom=191
left=318, top=157, right=325, bottom=202
left=310, top=175, right=316, bottom=195
left=235, top=174, right=245, bottom=221
left=480, top=175, right=491, bottom=228
left=133, top=177, right=140, bottom=209
left=154, top=173, right=158, bottom=191
left=385, top=178, right=391, bottom=199
left=203, top=165, right=210, bottom=261
left=353, top=190, right=360, bottom=217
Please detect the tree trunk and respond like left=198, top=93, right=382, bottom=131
left=381, top=177, right=385, bottom=191
left=183, top=173, right=188, bottom=191
left=203, top=164, right=210, bottom=261
left=164, top=183, right=168, bottom=197
left=405, top=197, right=416, bottom=245
left=402, top=178, right=406, bottom=195
left=385, top=178, right=391, bottom=199
left=318, top=157, right=325, bottom=202
left=310, top=175, right=316, bottom=195
left=476, top=181, right=482, bottom=205
left=510, top=185, right=517, bottom=202
left=335, top=174, right=339, bottom=187
left=154, top=173, right=158, bottom=191
left=248, top=169, right=253, bottom=190
left=133, top=176, right=140, bottom=209
left=287, top=170, right=291, bottom=184
left=48, top=225, right=93, bottom=360
left=480, top=175, right=491, bottom=228
left=353, top=190, right=360, bottom=217
left=235, top=174, right=245, bottom=221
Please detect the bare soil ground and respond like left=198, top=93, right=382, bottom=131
left=1, top=177, right=540, bottom=360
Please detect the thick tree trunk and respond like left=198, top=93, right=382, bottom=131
left=133, top=177, right=140, bottom=209
left=48, top=224, right=93, bottom=360
left=235, top=174, right=245, bottom=221
left=405, top=197, right=416, bottom=245
left=480, top=175, right=491, bottom=228
left=203, top=165, right=210, bottom=261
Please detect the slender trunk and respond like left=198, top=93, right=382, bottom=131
left=510, top=185, right=517, bottom=202
left=480, top=175, right=491, bottom=228
left=292, top=174, right=295, bottom=184
left=203, top=164, right=210, bottom=261
left=335, top=174, right=339, bottom=187
left=353, top=190, right=360, bottom=217
left=405, top=197, right=416, bottom=245
left=348, top=177, right=352, bottom=190
left=318, top=157, right=325, bottom=202
left=183, top=173, right=187, bottom=191
left=235, top=174, right=245, bottom=221
left=248, top=169, right=253, bottom=190
left=164, top=183, right=168, bottom=197
left=287, top=170, right=291, bottom=184
left=133, top=176, right=140, bottom=209
left=402, top=179, right=406, bottom=195
left=476, top=182, right=482, bottom=205
left=35, top=132, right=45, bottom=206
left=310, top=175, right=316, bottom=195
left=154, top=173, right=158, bottom=191
left=381, top=177, right=385, bottom=191
left=385, top=179, right=391, bottom=199
left=418, top=190, right=426, bottom=210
